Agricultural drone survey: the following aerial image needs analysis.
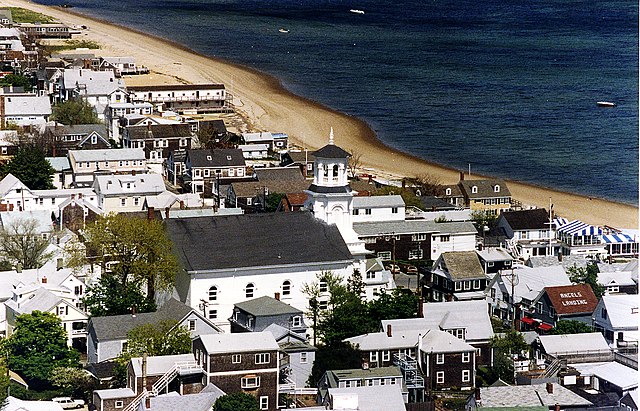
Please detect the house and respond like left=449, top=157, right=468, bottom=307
left=620, top=389, right=638, bottom=411
left=126, top=353, right=203, bottom=396
left=602, top=231, right=639, bottom=259
left=475, top=248, right=513, bottom=275
left=0, top=88, right=51, bottom=128
left=58, top=68, right=126, bottom=119
left=86, top=298, right=221, bottom=364
left=419, top=328, right=476, bottom=391
left=427, top=251, right=488, bottom=302
left=144, top=191, right=202, bottom=213
left=597, top=263, right=638, bottom=295
left=68, top=148, right=147, bottom=187
left=353, top=220, right=477, bottom=263
left=321, top=385, right=407, bottom=411
left=121, top=123, right=193, bottom=165
left=554, top=218, right=606, bottom=256
left=531, top=284, right=599, bottom=329
left=439, top=183, right=465, bottom=208
left=105, top=102, right=153, bottom=141
left=242, top=131, right=288, bottom=152
left=344, top=327, right=422, bottom=369
left=526, top=253, right=589, bottom=270
left=192, top=331, right=280, bottom=411
left=361, top=258, right=396, bottom=300
left=184, top=148, right=247, bottom=193
left=239, top=143, right=269, bottom=159
left=229, top=296, right=307, bottom=337
left=225, top=179, right=308, bottom=212
left=43, top=124, right=111, bottom=156
left=574, top=361, right=638, bottom=397
left=92, top=388, right=136, bottom=411
left=278, top=193, right=308, bottom=212
left=14, top=22, right=72, bottom=38
left=278, top=338, right=316, bottom=391
left=533, top=333, right=611, bottom=367
left=351, top=195, right=405, bottom=223
left=0, top=28, right=23, bottom=52
left=127, top=84, right=227, bottom=114
left=280, top=150, right=315, bottom=179
left=93, top=173, right=165, bottom=212
left=592, top=294, right=638, bottom=347
left=496, top=208, right=559, bottom=260
left=47, top=156, right=72, bottom=189
left=467, top=383, right=592, bottom=410
left=317, top=367, right=408, bottom=404
left=166, top=212, right=356, bottom=332
left=418, top=195, right=458, bottom=212
left=165, top=149, right=187, bottom=186
left=98, top=56, right=146, bottom=76
left=458, top=178, right=511, bottom=215
left=381, top=299, right=494, bottom=367
left=4, top=286, right=88, bottom=351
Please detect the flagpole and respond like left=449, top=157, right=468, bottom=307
left=548, top=197, right=553, bottom=256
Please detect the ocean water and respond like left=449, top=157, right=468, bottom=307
left=37, top=0, right=638, bottom=204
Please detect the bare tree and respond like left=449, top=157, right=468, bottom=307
left=0, top=218, right=53, bottom=269
left=411, top=173, right=445, bottom=197
left=347, top=149, right=362, bottom=179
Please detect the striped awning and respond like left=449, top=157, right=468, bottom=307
left=556, top=219, right=602, bottom=236
left=553, top=217, right=569, bottom=229
left=602, top=233, right=637, bottom=244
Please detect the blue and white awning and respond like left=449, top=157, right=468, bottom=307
left=553, top=217, right=569, bottom=229
left=602, top=233, right=637, bottom=244
left=556, top=219, right=602, bottom=236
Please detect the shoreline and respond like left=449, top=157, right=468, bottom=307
left=6, top=0, right=638, bottom=228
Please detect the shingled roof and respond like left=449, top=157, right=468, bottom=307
left=235, top=296, right=302, bottom=317
left=459, top=179, right=511, bottom=199
left=313, top=144, right=350, bottom=159
left=543, top=284, right=599, bottom=315
left=166, top=212, right=353, bottom=272
left=501, top=209, right=550, bottom=230
left=125, top=124, right=193, bottom=140
left=440, top=251, right=485, bottom=280
left=187, top=149, right=245, bottom=168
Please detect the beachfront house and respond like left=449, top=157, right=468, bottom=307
left=127, top=84, right=227, bottom=114
left=68, top=148, right=147, bottom=188
left=121, top=123, right=193, bottom=170
left=58, top=68, right=127, bottom=120
left=458, top=178, right=511, bottom=215
left=98, top=56, right=147, bottom=77
left=104, top=101, right=153, bottom=142
left=554, top=218, right=606, bottom=256
left=242, top=132, right=288, bottom=152
left=14, top=22, right=72, bottom=39
left=496, top=208, right=561, bottom=260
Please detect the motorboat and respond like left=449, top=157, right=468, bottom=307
left=596, top=101, right=616, bottom=107
left=278, top=28, right=290, bottom=33
left=350, top=9, right=365, bottom=14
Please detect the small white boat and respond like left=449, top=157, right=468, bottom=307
left=596, top=101, right=616, bottom=107
left=278, top=28, right=290, bottom=33
left=350, top=9, right=365, bottom=14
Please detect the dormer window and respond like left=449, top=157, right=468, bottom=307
left=226, top=155, right=232, bottom=161
left=207, top=155, right=212, bottom=161
left=445, top=188, right=451, bottom=196
left=471, top=186, right=478, bottom=194
left=494, top=185, right=500, bottom=193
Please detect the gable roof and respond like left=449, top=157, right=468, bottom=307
left=345, top=329, right=423, bottom=351
left=543, top=284, right=598, bottom=315
left=166, top=212, right=353, bottom=272
left=46, top=124, right=108, bottom=137
left=598, top=294, right=638, bottom=329
left=459, top=179, right=511, bottom=199
left=313, top=143, right=350, bottom=159
left=125, top=124, right=193, bottom=140
left=353, top=195, right=405, bottom=209
left=69, top=148, right=145, bottom=162
left=500, top=208, right=550, bottom=230
left=439, top=251, right=485, bottom=280
left=0, top=173, right=28, bottom=197
left=420, top=329, right=475, bottom=353
left=197, top=331, right=279, bottom=354
left=187, top=149, right=245, bottom=168
left=89, top=298, right=195, bottom=341
left=254, top=167, right=304, bottom=182
left=234, top=296, right=302, bottom=317
left=93, top=174, right=165, bottom=196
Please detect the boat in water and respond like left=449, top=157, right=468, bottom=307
left=596, top=101, right=616, bottom=107
left=278, top=28, right=290, bottom=33
left=350, top=9, right=365, bottom=14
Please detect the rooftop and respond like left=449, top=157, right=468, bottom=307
left=543, top=284, right=598, bottom=315
left=538, top=333, right=610, bottom=355
left=477, top=383, right=591, bottom=408
left=499, top=208, right=550, bottom=230
left=420, top=328, right=475, bottom=353
left=352, top=195, right=405, bottom=209
left=69, top=148, right=145, bottom=163
left=234, top=296, right=303, bottom=317
left=440, top=251, right=486, bottom=280
left=198, top=331, right=279, bottom=354
left=353, top=220, right=476, bottom=237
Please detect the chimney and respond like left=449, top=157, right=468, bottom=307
left=402, top=179, right=406, bottom=189
left=558, top=253, right=563, bottom=262
left=57, top=258, right=63, bottom=270
left=368, top=175, right=372, bottom=184
left=147, top=206, right=155, bottom=220
left=554, top=405, right=560, bottom=411
left=142, top=352, right=147, bottom=394
left=165, top=207, right=170, bottom=219
left=131, top=305, right=137, bottom=317
left=145, top=395, right=151, bottom=409
left=41, top=276, right=47, bottom=284
left=132, top=169, right=136, bottom=176
left=474, top=388, right=481, bottom=401
left=274, top=292, right=280, bottom=301
left=179, top=200, right=185, bottom=210
left=546, top=382, right=553, bottom=394
left=459, top=171, right=464, bottom=181
left=418, top=298, right=424, bottom=318
left=386, top=324, right=392, bottom=337
left=16, top=263, right=22, bottom=273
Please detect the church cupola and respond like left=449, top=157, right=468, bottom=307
left=309, top=128, right=351, bottom=192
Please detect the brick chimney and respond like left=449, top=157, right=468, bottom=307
left=459, top=171, right=464, bottom=181
left=274, top=292, right=280, bottom=301
left=147, top=206, right=155, bottom=220
left=145, top=396, right=151, bottom=409
left=41, top=276, right=47, bottom=284
left=179, top=200, right=185, bottom=210
left=558, top=253, right=563, bottom=262
left=546, top=382, right=553, bottom=394
left=386, top=324, right=392, bottom=337
left=165, top=207, right=170, bottom=219
left=474, top=388, right=481, bottom=401
left=554, top=404, right=560, bottom=411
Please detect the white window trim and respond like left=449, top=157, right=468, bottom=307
left=436, top=371, right=445, bottom=384
left=436, top=353, right=445, bottom=364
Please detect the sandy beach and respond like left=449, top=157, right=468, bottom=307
left=4, top=0, right=638, bottom=228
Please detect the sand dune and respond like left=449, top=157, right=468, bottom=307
left=6, top=0, right=638, bottom=228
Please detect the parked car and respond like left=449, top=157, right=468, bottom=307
left=385, top=264, right=401, bottom=273
left=406, top=265, right=418, bottom=274
left=52, top=397, right=85, bottom=409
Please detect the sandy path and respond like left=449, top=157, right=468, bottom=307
left=5, top=0, right=638, bottom=228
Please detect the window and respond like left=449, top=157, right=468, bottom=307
left=445, top=188, right=452, bottom=195
left=188, top=320, right=196, bottom=331
left=473, top=280, right=481, bottom=289
left=115, top=400, right=124, bottom=408
left=601, top=308, right=608, bottom=320
left=493, top=185, right=500, bottom=193
left=319, top=300, right=328, bottom=310
left=208, top=309, right=217, bottom=319
left=291, top=316, right=302, bottom=327
left=204, top=169, right=210, bottom=177
left=382, top=351, right=390, bottom=362
left=300, top=352, right=308, bottom=364
left=370, top=351, right=378, bottom=363
left=91, top=135, right=97, bottom=144
left=319, top=280, right=328, bottom=293
left=180, top=138, right=187, bottom=147
left=462, top=370, right=471, bottom=382
left=409, top=248, right=423, bottom=260
left=241, top=375, right=260, bottom=389
left=392, top=207, right=398, bottom=214
left=232, top=354, right=241, bottom=364
left=365, top=208, right=372, bottom=215
left=536, top=301, right=544, bottom=314
left=462, top=352, right=470, bottom=363
left=134, top=197, right=140, bottom=206
left=464, top=281, right=471, bottom=290
left=377, top=251, right=392, bottom=261
left=259, top=396, right=268, bottom=410
left=245, top=283, right=255, bottom=298
left=440, top=235, right=450, bottom=242
left=436, top=353, right=445, bottom=364
left=122, top=341, right=128, bottom=352
left=454, top=281, right=462, bottom=291
left=209, top=286, right=218, bottom=301
left=282, top=280, right=291, bottom=296
left=436, top=371, right=445, bottom=384
left=471, top=186, right=478, bottom=194
left=255, top=353, right=270, bottom=364
left=120, top=198, right=126, bottom=207
left=412, top=233, right=427, bottom=241
left=228, top=168, right=235, bottom=177
left=352, top=209, right=359, bottom=215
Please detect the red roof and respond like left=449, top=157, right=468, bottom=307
left=544, top=284, right=599, bottom=315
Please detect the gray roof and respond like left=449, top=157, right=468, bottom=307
left=353, top=195, right=405, bottom=209
left=440, top=251, right=485, bottom=280
left=198, top=331, right=279, bottom=354
left=353, top=220, right=476, bottom=237
left=94, top=388, right=136, bottom=400
left=231, top=180, right=309, bottom=197
left=459, top=179, right=511, bottom=199
left=149, top=384, right=225, bottom=411
left=89, top=298, right=193, bottom=341
left=254, top=167, right=304, bottom=182
left=499, top=208, right=550, bottom=230
left=69, top=148, right=145, bottom=162
left=46, top=157, right=71, bottom=171
left=329, top=366, right=403, bottom=381
left=187, top=149, right=245, bottom=168
left=94, top=174, right=165, bottom=196
left=166, top=212, right=353, bottom=272
left=420, top=329, right=475, bottom=353
left=478, top=384, right=592, bottom=407
left=4, top=94, right=51, bottom=116
left=313, top=143, right=350, bottom=159
left=46, top=124, right=108, bottom=137
left=5, top=288, right=63, bottom=314
left=130, top=354, right=195, bottom=376
left=62, top=69, right=124, bottom=96
left=326, top=385, right=406, bottom=411
left=476, top=248, right=513, bottom=262
left=125, top=124, right=192, bottom=140
left=345, top=329, right=423, bottom=351
left=538, top=333, right=610, bottom=355
left=234, top=296, right=302, bottom=317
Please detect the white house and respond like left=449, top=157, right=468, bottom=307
left=496, top=208, right=560, bottom=260
left=93, top=173, right=165, bottom=213
left=592, top=294, right=638, bottom=347
left=58, top=68, right=126, bottom=119
left=1, top=90, right=51, bottom=128
left=68, top=148, right=147, bottom=188
left=104, top=102, right=153, bottom=142
left=554, top=218, right=606, bottom=256
left=351, top=195, right=405, bottom=223
left=127, top=84, right=227, bottom=114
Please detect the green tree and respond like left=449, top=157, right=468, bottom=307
left=84, top=274, right=156, bottom=317
left=550, top=320, right=593, bottom=335
left=0, top=74, right=33, bottom=92
left=50, top=99, right=100, bottom=126
left=264, top=192, right=284, bottom=212
left=489, top=329, right=529, bottom=384
left=373, top=186, right=424, bottom=209
left=83, top=214, right=179, bottom=300
left=49, top=367, right=97, bottom=401
left=567, top=263, right=604, bottom=299
left=214, top=392, right=259, bottom=411
left=368, top=289, right=419, bottom=323
left=4, top=311, right=79, bottom=390
left=308, top=341, right=362, bottom=388
left=1, top=146, right=54, bottom=189
left=470, top=209, right=498, bottom=230
left=0, top=218, right=54, bottom=269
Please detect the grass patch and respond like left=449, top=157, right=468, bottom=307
left=46, top=39, right=101, bottom=53
left=8, top=7, right=57, bottom=24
